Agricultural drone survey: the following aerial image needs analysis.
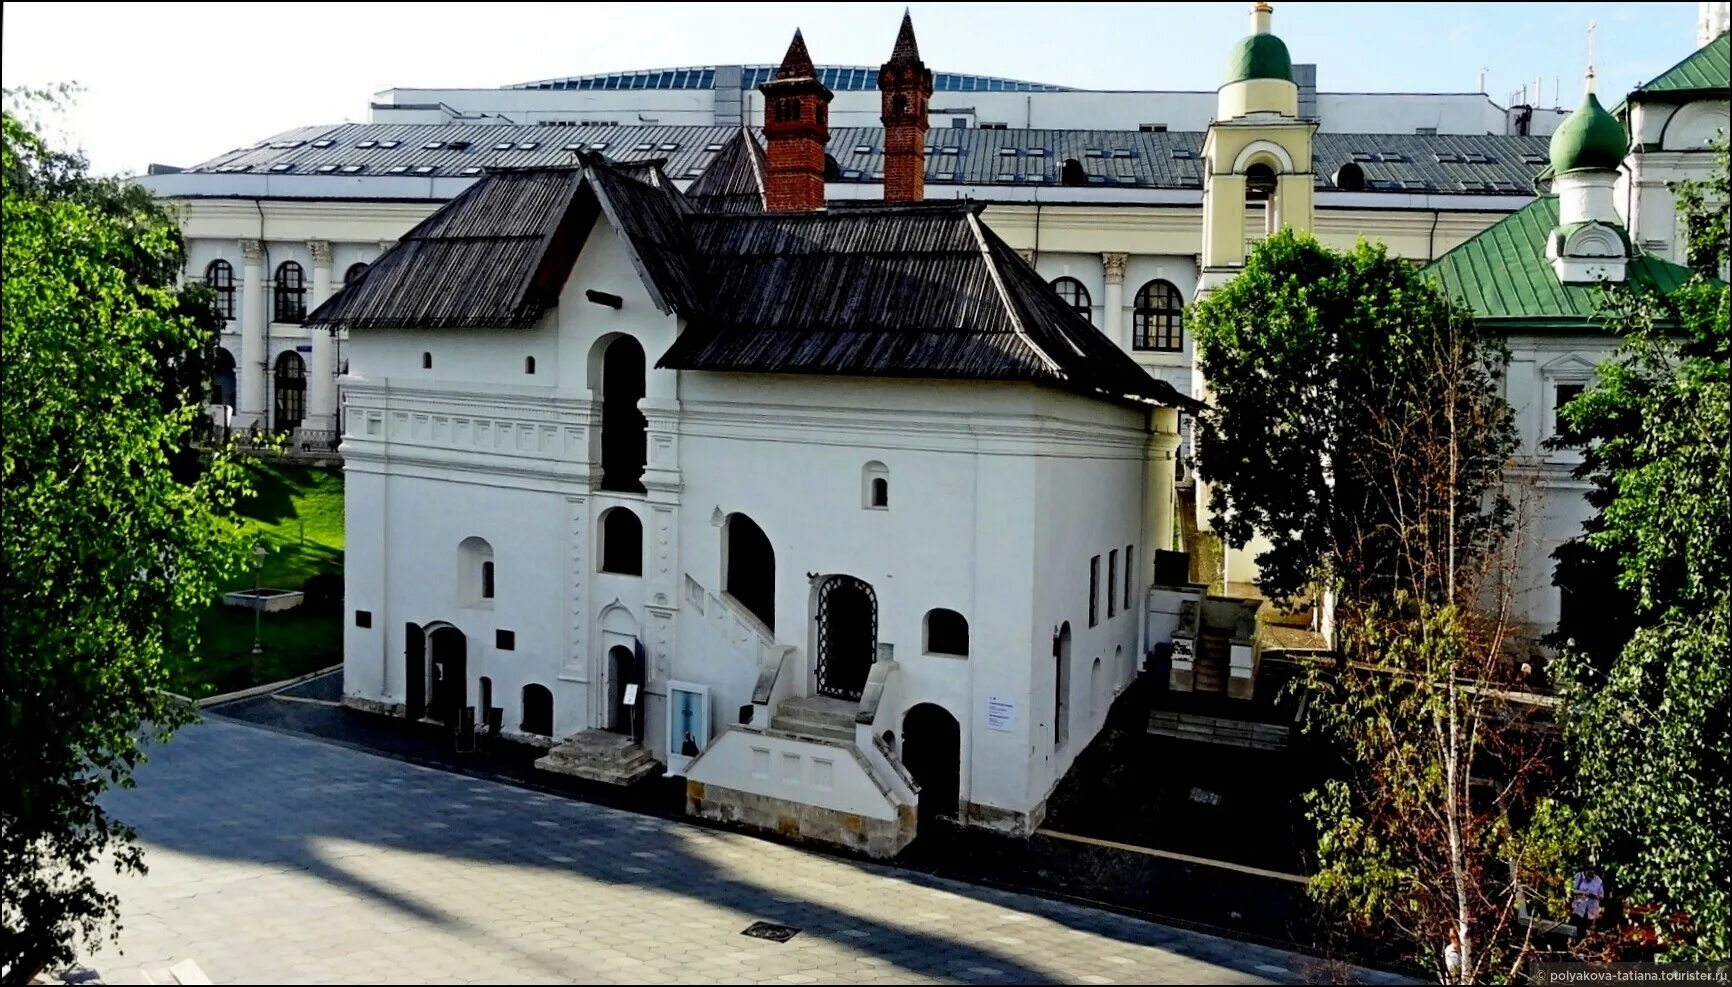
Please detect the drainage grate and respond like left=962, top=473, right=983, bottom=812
left=742, top=921, right=801, bottom=943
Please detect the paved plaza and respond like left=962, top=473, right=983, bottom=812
left=81, top=717, right=1397, bottom=985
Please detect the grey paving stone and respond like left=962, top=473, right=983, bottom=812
left=76, top=719, right=1406, bottom=986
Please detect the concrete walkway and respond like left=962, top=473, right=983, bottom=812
left=81, top=718, right=1403, bottom=985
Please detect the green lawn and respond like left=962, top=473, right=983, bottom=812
left=173, top=460, right=346, bottom=698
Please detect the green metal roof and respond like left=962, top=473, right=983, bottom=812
left=1628, top=31, right=1730, bottom=100
left=1225, top=33, right=1293, bottom=84
left=1549, top=92, right=1627, bottom=173
left=1423, top=196, right=1696, bottom=327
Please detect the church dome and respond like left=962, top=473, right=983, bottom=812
left=1549, top=92, right=1627, bottom=174
left=1225, top=31, right=1293, bottom=84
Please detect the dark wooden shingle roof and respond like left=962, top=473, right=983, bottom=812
left=308, top=168, right=595, bottom=330
left=311, top=158, right=1195, bottom=409
left=685, top=129, right=767, bottom=214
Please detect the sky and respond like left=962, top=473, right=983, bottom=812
left=0, top=1, right=1704, bottom=177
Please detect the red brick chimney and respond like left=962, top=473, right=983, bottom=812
left=759, top=30, right=833, bottom=213
left=879, top=10, right=933, bottom=204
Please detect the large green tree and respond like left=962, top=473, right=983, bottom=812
left=1, top=96, right=248, bottom=982
left=1552, top=141, right=1731, bottom=961
left=1190, top=230, right=1516, bottom=607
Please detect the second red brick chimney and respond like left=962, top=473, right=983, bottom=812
left=879, top=11, right=933, bottom=204
left=759, top=30, right=833, bottom=213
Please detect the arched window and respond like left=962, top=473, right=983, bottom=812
left=599, top=507, right=643, bottom=576
left=1060, top=158, right=1088, bottom=187
left=344, top=262, right=369, bottom=286
left=862, top=461, right=890, bottom=510
left=521, top=684, right=553, bottom=737
left=925, top=609, right=969, bottom=656
left=273, top=261, right=306, bottom=324
left=892, top=92, right=910, bottom=117
left=272, top=351, right=306, bottom=431
left=1333, top=162, right=1365, bottom=192
left=1244, top=162, right=1278, bottom=202
left=1050, top=277, right=1091, bottom=323
left=421, top=351, right=432, bottom=370
left=1090, top=656, right=1104, bottom=716
left=524, top=356, right=536, bottom=375
left=205, top=260, right=235, bottom=322
left=1133, top=280, right=1184, bottom=352
left=723, top=513, right=775, bottom=631
left=459, top=536, right=495, bottom=607
left=598, top=336, right=647, bottom=493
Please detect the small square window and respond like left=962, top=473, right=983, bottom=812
left=355, top=140, right=378, bottom=149
left=854, top=144, right=873, bottom=154
left=658, top=142, right=678, bottom=151
left=492, top=141, right=515, bottom=151
left=354, top=610, right=373, bottom=628
left=378, top=140, right=401, bottom=149
left=422, top=141, right=444, bottom=150
left=496, top=629, right=516, bottom=651
left=412, top=165, right=436, bottom=174
left=460, top=166, right=483, bottom=176
left=517, top=142, right=538, bottom=150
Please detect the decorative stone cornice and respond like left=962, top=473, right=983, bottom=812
left=308, top=240, right=333, bottom=266
left=1102, top=252, right=1128, bottom=284
left=240, top=238, right=264, bottom=263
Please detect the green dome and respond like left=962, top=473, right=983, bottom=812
left=1549, top=92, right=1627, bottom=174
left=1225, top=33, right=1293, bottom=84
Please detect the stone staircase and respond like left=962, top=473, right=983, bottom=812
left=768, top=695, right=856, bottom=743
left=535, top=729, right=661, bottom=786
left=1193, top=630, right=1230, bottom=693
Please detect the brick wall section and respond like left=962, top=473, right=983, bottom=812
left=764, top=132, right=828, bottom=213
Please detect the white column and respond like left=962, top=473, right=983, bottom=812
left=237, top=239, right=266, bottom=430
left=1146, top=406, right=1181, bottom=555
left=307, top=241, right=336, bottom=433
left=1102, top=252, right=1128, bottom=350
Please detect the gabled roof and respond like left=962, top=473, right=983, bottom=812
left=309, top=156, right=1192, bottom=409
left=684, top=129, right=767, bottom=214
left=1423, top=196, right=1696, bottom=328
left=661, top=201, right=1187, bottom=406
left=306, top=167, right=596, bottom=330
left=1626, top=31, right=1730, bottom=102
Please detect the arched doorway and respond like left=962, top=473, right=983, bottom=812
left=902, top=703, right=961, bottom=823
left=521, top=684, right=553, bottom=737
left=211, top=348, right=237, bottom=411
left=814, top=575, right=877, bottom=701
left=599, top=336, right=646, bottom=493
left=723, top=513, right=775, bottom=631
left=404, top=623, right=426, bottom=719
left=273, top=350, right=306, bottom=432
left=608, top=644, right=642, bottom=736
left=427, top=625, right=467, bottom=726
left=1054, top=622, right=1072, bottom=750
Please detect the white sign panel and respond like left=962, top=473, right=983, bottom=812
left=986, top=695, right=1018, bottom=732
left=624, top=683, right=640, bottom=706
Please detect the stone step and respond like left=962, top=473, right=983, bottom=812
left=768, top=713, right=855, bottom=743
left=770, top=695, right=857, bottom=743
left=534, top=729, right=661, bottom=786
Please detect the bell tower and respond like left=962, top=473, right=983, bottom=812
left=1199, top=2, right=1316, bottom=293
